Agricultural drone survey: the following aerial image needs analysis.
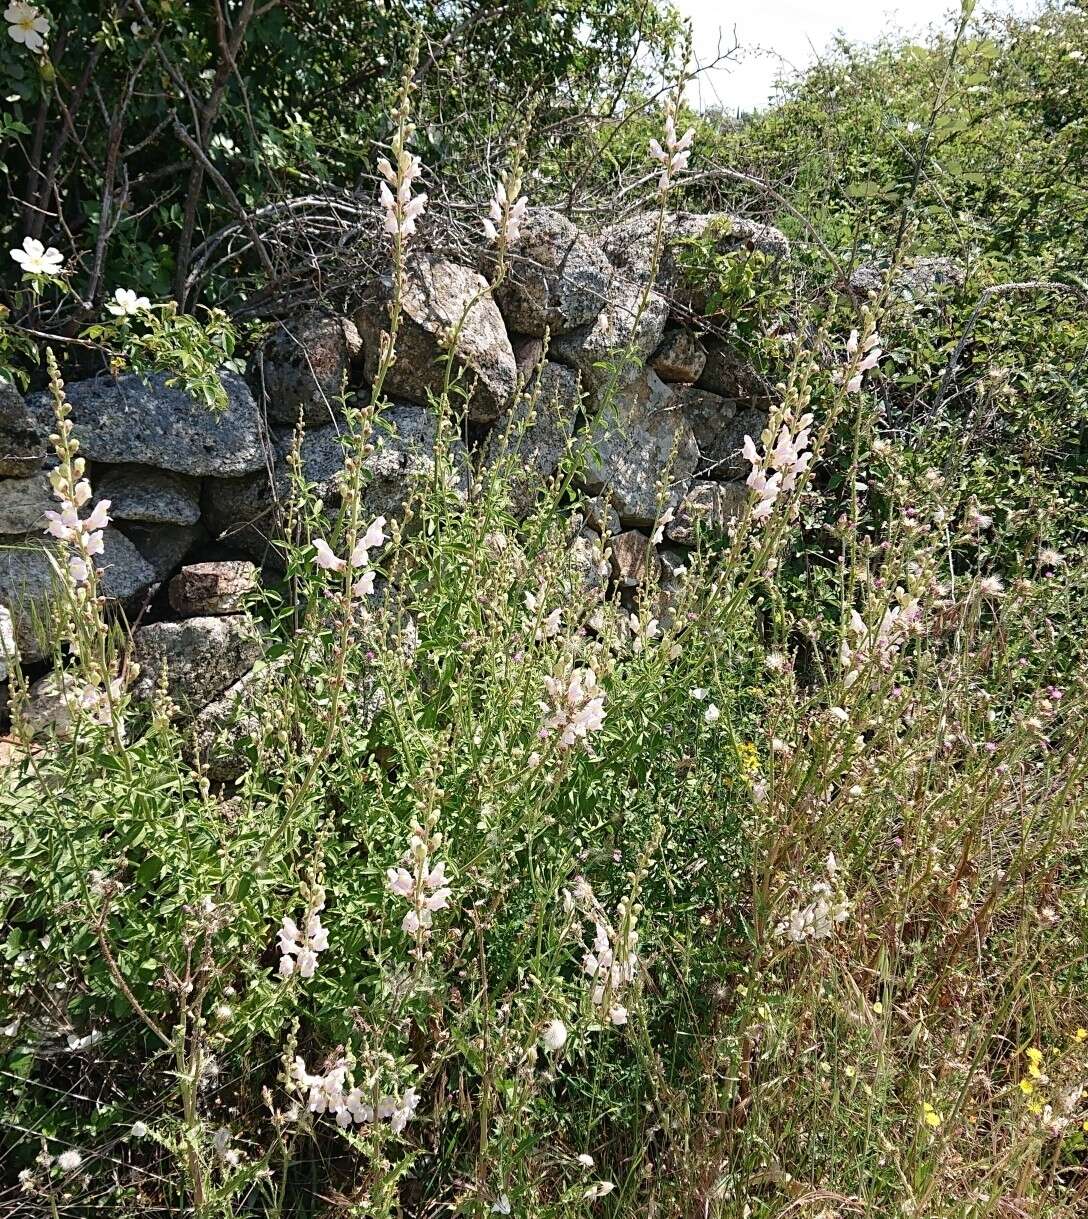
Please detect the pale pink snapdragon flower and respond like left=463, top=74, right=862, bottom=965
left=541, top=667, right=606, bottom=748
left=387, top=813, right=452, bottom=940
left=277, top=886, right=329, bottom=979
left=774, top=853, right=850, bottom=943
left=741, top=412, right=814, bottom=526
left=483, top=177, right=528, bottom=246
left=311, top=516, right=385, bottom=598
left=378, top=146, right=428, bottom=240
left=291, top=1057, right=419, bottom=1133
left=840, top=588, right=922, bottom=687
left=844, top=328, right=883, bottom=393
left=649, top=100, right=695, bottom=193
left=43, top=466, right=111, bottom=586
left=524, top=589, right=563, bottom=641
left=628, top=613, right=659, bottom=655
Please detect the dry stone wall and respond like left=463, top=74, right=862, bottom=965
left=0, top=207, right=790, bottom=759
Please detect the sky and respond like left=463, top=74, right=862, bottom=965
left=674, top=0, right=1043, bottom=111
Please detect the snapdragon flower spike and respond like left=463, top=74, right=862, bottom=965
left=649, top=102, right=695, bottom=193
left=541, top=667, right=606, bottom=748
left=742, top=413, right=814, bottom=526
left=378, top=147, right=428, bottom=240
left=291, top=1057, right=420, bottom=1133
left=774, top=853, right=851, bottom=943
left=43, top=464, right=111, bottom=586
left=277, top=886, right=329, bottom=979
left=581, top=900, right=640, bottom=1026
left=844, top=328, right=883, bottom=393
left=840, top=588, right=922, bottom=687
left=311, top=516, right=386, bottom=598
left=483, top=178, right=529, bottom=246
left=387, top=813, right=452, bottom=939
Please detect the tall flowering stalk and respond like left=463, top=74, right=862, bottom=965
left=43, top=370, right=111, bottom=590
left=375, top=42, right=427, bottom=324
left=13, top=350, right=130, bottom=749
left=571, top=860, right=654, bottom=1028
left=255, top=55, right=422, bottom=867
left=581, top=907, right=640, bottom=1027
left=579, top=83, right=695, bottom=444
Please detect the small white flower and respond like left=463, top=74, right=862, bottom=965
left=10, top=235, right=63, bottom=276
left=130, top=1121, right=149, bottom=1138
left=576, top=1153, right=595, bottom=1168
left=56, top=1149, right=82, bottom=1172
left=106, top=287, right=151, bottom=317
left=5, top=2, right=49, bottom=53
left=491, top=1195, right=512, bottom=1215
left=312, top=537, right=345, bottom=572
left=703, top=703, right=720, bottom=724
left=689, top=687, right=707, bottom=701
left=541, top=1018, right=568, bottom=1051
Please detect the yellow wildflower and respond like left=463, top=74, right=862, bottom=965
left=922, top=1102, right=942, bottom=1128
left=736, top=741, right=761, bottom=779
left=1019, top=1079, right=1035, bottom=1095
left=1075, top=1028, right=1087, bottom=1043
